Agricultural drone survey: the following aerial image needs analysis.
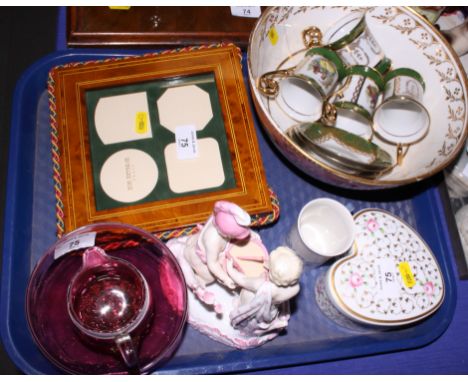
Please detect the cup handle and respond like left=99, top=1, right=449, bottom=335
left=302, top=26, right=323, bottom=48
left=258, top=68, right=295, bottom=96
left=115, top=334, right=140, bottom=372
left=321, top=102, right=337, bottom=126
left=396, top=144, right=410, bottom=166
left=327, top=75, right=353, bottom=102
left=320, top=76, right=353, bottom=126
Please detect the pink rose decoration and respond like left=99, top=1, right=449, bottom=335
left=423, top=281, right=435, bottom=296
left=366, top=218, right=379, bottom=233
left=350, top=273, right=364, bottom=288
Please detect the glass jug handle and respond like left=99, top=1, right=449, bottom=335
left=115, top=334, right=140, bottom=373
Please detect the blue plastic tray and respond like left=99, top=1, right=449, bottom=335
left=0, top=50, right=457, bottom=375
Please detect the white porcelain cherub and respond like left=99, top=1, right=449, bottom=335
left=226, top=246, right=303, bottom=335
left=167, top=201, right=251, bottom=312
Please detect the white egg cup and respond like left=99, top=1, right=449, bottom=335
left=287, top=198, right=356, bottom=266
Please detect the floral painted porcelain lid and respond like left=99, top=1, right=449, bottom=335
left=326, top=208, right=445, bottom=326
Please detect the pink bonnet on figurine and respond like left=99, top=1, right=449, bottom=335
left=213, top=201, right=251, bottom=240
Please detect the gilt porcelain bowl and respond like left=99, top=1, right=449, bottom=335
left=248, top=6, right=468, bottom=189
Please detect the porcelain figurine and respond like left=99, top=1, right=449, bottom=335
left=168, top=201, right=304, bottom=349
left=226, top=246, right=303, bottom=335
left=167, top=200, right=252, bottom=313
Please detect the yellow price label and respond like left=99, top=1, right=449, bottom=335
left=398, top=262, right=416, bottom=288
left=268, top=26, right=279, bottom=46
left=108, top=6, right=131, bottom=10
left=135, top=112, right=148, bottom=134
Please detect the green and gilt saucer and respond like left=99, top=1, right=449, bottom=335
left=288, top=122, right=394, bottom=174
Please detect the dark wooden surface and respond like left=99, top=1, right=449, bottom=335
left=67, top=6, right=263, bottom=48
left=0, top=7, right=58, bottom=375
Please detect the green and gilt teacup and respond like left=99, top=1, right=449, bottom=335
left=323, top=65, right=384, bottom=140
left=373, top=67, right=430, bottom=163
left=323, top=11, right=391, bottom=75
left=260, top=47, right=346, bottom=123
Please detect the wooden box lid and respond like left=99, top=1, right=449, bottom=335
left=67, top=6, right=263, bottom=48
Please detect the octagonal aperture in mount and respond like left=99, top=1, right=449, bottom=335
left=157, top=85, right=213, bottom=133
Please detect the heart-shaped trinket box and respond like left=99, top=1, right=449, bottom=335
left=325, top=209, right=445, bottom=327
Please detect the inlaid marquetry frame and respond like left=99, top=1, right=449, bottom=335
left=50, top=45, right=272, bottom=235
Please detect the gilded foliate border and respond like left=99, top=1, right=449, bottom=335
left=371, top=7, right=467, bottom=168
left=256, top=6, right=467, bottom=173
left=258, top=6, right=372, bottom=44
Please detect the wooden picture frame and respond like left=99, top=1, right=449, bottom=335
left=50, top=45, right=272, bottom=235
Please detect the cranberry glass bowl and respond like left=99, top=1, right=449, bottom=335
left=26, top=222, right=187, bottom=375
